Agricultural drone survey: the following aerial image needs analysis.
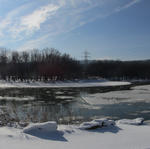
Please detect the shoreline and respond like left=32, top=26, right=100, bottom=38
left=0, top=80, right=131, bottom=88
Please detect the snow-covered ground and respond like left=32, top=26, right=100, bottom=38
left=0, top=119, right=150, bottom=149
left=0, top=79, right=130, bottom=88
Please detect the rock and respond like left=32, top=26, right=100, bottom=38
left=103, top=120, right=115, bottom=126
left=92, top=118, right=115, bottom=127
left=92, top=118, right=108, bottom=127
left=79, top=118, right=115, bottom=130
left=79, top=121, right=100, bottom=130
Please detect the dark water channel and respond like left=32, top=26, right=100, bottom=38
left=0, top=85, right=150, bottom=124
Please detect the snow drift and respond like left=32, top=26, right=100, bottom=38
left=23, top=121, right=57, bottom=134
left=0, top=118, right=149, bottom=149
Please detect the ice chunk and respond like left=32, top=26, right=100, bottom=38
left=23, top=121, right=57, bottom=134
left=117, top=118, right=144, bottom=125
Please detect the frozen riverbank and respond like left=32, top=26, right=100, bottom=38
left=80, top=84, right=150, bottom=120
left=81, top=84, right=150, bottom=105
left=0, top=79, right=130, bottom=88
left=0, top=118, right=150, bottom=149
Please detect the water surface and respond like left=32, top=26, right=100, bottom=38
left=0, top=85, right=149, bottom=124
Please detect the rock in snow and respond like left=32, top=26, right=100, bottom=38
left=79, top=121, right=100, bottom=130
left=79, top=118, right=115, bottom=130
left=23, top=121, right=57, bottom=134
left=103, top=120, right=116, bottom=126
left=117, top=118, right=144, bottom=125
left=22, top=118, right=144, bottom=133
left=92, top=118, right=107, bottom=126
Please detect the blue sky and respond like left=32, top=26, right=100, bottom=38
left=0, top=0, right=149, bottom=60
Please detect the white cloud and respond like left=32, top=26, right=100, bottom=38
left=21, top=4, right=60, bottom=31
left=8, top=4, right=60, bottom=38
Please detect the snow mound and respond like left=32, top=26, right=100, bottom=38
left=23, top=121, right=57, bottom=134
left=79, top=118, right=115, bottom=130
left=117, top=118, right=144, bottom=125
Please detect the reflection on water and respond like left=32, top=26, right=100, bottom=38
left=0, top=86, right=150, bottom=124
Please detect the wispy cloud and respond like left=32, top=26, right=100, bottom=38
left=115, top=0, right=142, bottom=12
left=0, top=2, right=34, bottom=38
left=0, top=0, right=143, bottom=50
left=18, top=34, right=50, bottom=51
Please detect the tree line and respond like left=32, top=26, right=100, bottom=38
left=0, top=48, right=81, bottom=81
left=0, top=47, right=150, bottom=81
left=86, top=60, right=150, bottom=80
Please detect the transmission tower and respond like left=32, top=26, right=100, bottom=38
left=83, top=50, right=90, bottom=65
left=82, top=50, right=90, bottom=78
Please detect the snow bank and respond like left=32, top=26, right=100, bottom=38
left=0, top=79, right=131, bottom=88
left=23, top=121, right=57, bottom=134
left=79, top=118, right=115, bottom=129
left=0, top=118, right=150, bottom=149
left=117, top=118, right=144, bottom=125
